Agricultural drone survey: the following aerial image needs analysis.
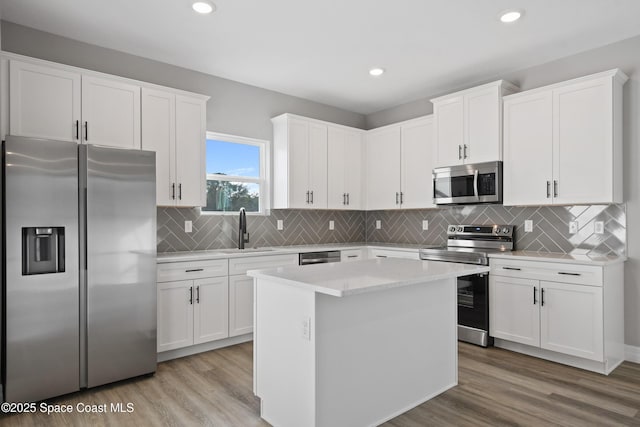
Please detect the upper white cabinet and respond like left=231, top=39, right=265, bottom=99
left=327, top=125, right=363, bottom=210
left=81, top=75, right=141, bottom=149
left=142, top=89, right=207, bottom=207
left=272, top=114, right=332, bottom=209
left=9, top=60, right=81, bottom=142
left=504, top=69, right=627, bottom=206
left=365, top=116, right=435, bottom=210
left=431, top=80, right=518, bottom=167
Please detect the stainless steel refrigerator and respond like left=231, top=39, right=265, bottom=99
left=1, top=135, right=157, bottom=403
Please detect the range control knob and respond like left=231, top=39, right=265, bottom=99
left=502, top=227, right=510, bottom=234
left=457, top=226, right=463, bottom=232
left=448, top=226, right=456, bottom=233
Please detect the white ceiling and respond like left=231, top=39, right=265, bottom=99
left=2, top=0, right=640, bottom=114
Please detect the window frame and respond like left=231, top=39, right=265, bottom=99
left=202, top=131, right=271, bottom=216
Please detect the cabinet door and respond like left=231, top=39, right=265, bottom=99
left=465, top=87, right=500, bottom=163
left=539, top=281, right=603, bottom=361
left=157, top=280, right=194, bottom=352
left=142, top=88, right=176, bottom=206
left=401, top=117, right=435, bottom=209
left=328, top=127, right=362, bottom=210
left=308, top=122, right=328, bottom=208
left=175, top=95, right=206, bottom=207
left=553, top=78, right=613, bottom=204
left=288, top=117, right=311, bottom=208
left=489, top=276, right=540, bottom=346
left=434, top=96, right=464, bottom=167
left=503, top=91, right=553, bottom=205
left=365, top=126, right=401, bottom=210
left=81, top=75, right=141, bottom=149
left=193, top=276, right=229, bottom=344
left=229, top=275, right=254, bottom=337
left=9, top=60, right=81, bottom=142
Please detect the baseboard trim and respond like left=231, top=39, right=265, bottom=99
left=158, top=334, right=253, bottom=362
left=625, top=345, right=640, bottom=363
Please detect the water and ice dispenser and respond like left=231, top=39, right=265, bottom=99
left=22, top=227, right=66, bottom=275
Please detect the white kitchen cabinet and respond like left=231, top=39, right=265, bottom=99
left=432, top=80, right=517, bottom=167
left=365, top=116, right=435, bottom=210
left=81, top=75, right=141, bottom=149
left=341, top=248, right=365, bottom=262
left=193, top=276, right=229, bottom=344
left=503, top=69, right=627, bottom=205
left=228, top=275, right=255, bottom=337
left=157, top=259, right=229, bottom=352
left=9, top=60, right=81, bottom=142
left=273, top=114, right=329, bottom=209
left=489, top=257, right=623, bottom=374
left=327, top=126, right=363, bottom=209
left=367, top=247, right=419, bottom=260
left=157, top=280, right=194, bottom=352
left=142, top=89, right=208, bottom=207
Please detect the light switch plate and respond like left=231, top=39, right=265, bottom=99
left=569, top=221, right=578, bottom=234
left=524, top=220, right=533, bottom=233
left=329, top=220, right=335, bottom=230
left=422, top=220, right=429, bottom=231
left=594, top=221, right=604, bottom=234
left=184, top=220, right=192, bottom=233
left=376, top=220, right=382, bottom=230
left=276, top=219, right=284, bottom=230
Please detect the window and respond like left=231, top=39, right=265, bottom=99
left=203, top=132, right=269, bottom=214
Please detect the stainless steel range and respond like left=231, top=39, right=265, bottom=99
left=420, top=224, right=515, bottom=347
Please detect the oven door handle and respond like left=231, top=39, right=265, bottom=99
left=473, top=169, right=479, bottom=199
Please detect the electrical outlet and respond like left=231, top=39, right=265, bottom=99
left=329, top=220, right=335, bottom=230
left=594, top=221, right=604, bottom=234
left=276, top=219, right=284, bottom=230
left=375, top=220, right=382, bottom=230
left=184, top=220, right=192, bottom=233
left=422, top=220, right=429, bottom=231
left=301, top=318, right=311, bottom=341
left=524, top=220, right=533, bottom=233
left=569, top=221, right=578, bottom=234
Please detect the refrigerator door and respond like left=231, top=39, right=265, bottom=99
left=83, top=144, right=157, bottom=388
left=3, top=136, right=79, bottom=402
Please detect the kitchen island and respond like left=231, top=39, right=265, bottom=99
left=248, top=258, right=489, bottom=427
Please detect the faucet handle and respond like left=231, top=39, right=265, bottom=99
left=243, top=232, right=250, bottom=243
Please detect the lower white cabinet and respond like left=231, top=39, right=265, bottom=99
left=367, top=247, right=419, bottom=260
left=157, top=280, right=194, bottom=352
left=341, top=248, right=365, bottom=262
left=228, top=275, right=255, bottom=337
left=489, top=257, right=622, bottom=374
left=193, top=277, right=229, bottom=344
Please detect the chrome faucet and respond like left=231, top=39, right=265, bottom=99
left=238, top=207, right=249, bottom=249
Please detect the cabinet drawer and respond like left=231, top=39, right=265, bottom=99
left=490, top=258, right=602, bottom=286
left=158, top=259, right=228, bottom=282
left=228, top=254, right=298, bottom=275
left=368, top=248, right=419, bottom=260
left=341, top=249, right=364, bottom=262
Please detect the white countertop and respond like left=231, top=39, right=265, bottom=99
left=156, top=243, right=423, bottom=263
left=247, top=258, right=489, bottom=297
left=489, top=250, right=625, bottom=266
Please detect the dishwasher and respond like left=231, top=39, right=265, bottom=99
left=299, top=250, right=341, bottom=265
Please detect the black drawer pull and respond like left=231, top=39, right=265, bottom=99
left=347, top=255, right=359, bottom=258
left=558, top=272, right=581, bottom=276
left=185, top=268, right=204, bottom=273
left=376, top=255, right=387, bottom=258
left=503, top=267, right=521, bottom=271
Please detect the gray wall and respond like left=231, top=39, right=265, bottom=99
left=365, top=34, right=640, bottom=348
left=0, top=21, right=365, bottom=141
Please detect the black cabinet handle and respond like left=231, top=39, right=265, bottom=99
left=171, top=183, right=176, bottom=200
left=400, top=192, right=404, bottom=205
left=185, top=268, right=204, bottom=273
left=189, top=287, right=193, bottom=305
left=376, top=255, right=387, bottom=258
left=178, top=183, right=182, bottom=200
left=533, top=287, right=537, bottom=305
left=558, top=272, right=581, bottom=276
left=75, top=120, right=79, bottom=140
left=84, top=121, right=88, bottom=141
left=347, top=255, right=358, bottom=258
left=541, top=288, right=545, bottom=307
left=503, top=266, right=521, bottom=271
left=347, top=193, right=350, bottom=205
left=306, top=191, right=310, bottom=204
left=310, top=191, right=314, bottom=204
left=196, top=286, right=200, bottom=304
left=395, top=192, right=399, bottom=205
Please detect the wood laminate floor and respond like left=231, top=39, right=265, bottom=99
left=1, top=342, right=639, bottom=426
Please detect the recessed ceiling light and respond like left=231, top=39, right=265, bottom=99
left=499, top=9, right=523, bottom=23
left=369, top=68, right=385, bottom=77
left=192, top=1, right=215, bottom=14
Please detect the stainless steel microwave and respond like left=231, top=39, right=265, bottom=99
left=433, top=161, right=503, bottom=205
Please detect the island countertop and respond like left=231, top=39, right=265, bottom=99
left=247, top=258, right=489, bottom=297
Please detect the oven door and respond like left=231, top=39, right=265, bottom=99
left=457, top=273, right=490, bottom=341
left=433, top=161, right=502, bottom=205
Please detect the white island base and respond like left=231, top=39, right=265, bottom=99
left=249, top=258, right=489, bottom=427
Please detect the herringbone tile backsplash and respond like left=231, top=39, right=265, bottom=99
left=158, top=204, right=626, bottom=256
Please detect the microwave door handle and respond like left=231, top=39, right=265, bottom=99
left=473, top=169, right=479, bottom=198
